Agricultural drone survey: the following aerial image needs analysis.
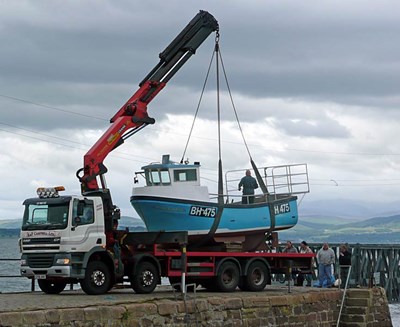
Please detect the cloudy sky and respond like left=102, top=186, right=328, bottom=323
left=1, top=0, right=400, bottom=220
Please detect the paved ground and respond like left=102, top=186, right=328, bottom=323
left=0, top=285, right=337, bottom=313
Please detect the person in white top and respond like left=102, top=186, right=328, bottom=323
left=317, top=243, right=335, bottom=288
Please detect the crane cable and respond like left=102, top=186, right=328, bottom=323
left=180, top=31, right=253, bottom=163
left=180, top=38, right=216, bottom=164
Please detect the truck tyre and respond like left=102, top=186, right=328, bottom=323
left=38, top=279, right=67, bottom=294
left=130, top=261, right=159, bottom=294
left=80, top=261, right=111, bottom=295
left=216, top=261, right=239, bottom=292
left=241, top=261, right=269, bottom=292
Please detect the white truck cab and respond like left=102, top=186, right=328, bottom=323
left=20, top=187, right=113, bottom=294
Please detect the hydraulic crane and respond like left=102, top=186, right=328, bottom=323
left=75, top=11, right=218, bottom=227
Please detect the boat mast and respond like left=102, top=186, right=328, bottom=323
left=215, top=32, right=224, bottom=206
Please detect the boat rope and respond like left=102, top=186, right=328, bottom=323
left=180, top=31, right=252, bottom=163
left=216, top=47, right=252, bottom=159
left=217, top=46, right=269, bottom=195
left=180, top=36, right=217, bottom=164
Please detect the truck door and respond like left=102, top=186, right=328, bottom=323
left=68, top=199, right=103, bottom=252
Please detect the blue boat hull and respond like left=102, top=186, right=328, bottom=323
left=130, top=195, right=298, bottom=237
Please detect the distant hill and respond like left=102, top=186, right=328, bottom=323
left=299, top=198, right=400, bottom=220
left=118, top=216, right=145, bottom=227
left=0, top=216, right=146, bottom=235
left=0, top=228, right=19, bottom=237
left=0, top=219, right=22, bottom=229
left=280, top=214, right=400, bottom=244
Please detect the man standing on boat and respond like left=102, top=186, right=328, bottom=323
left=238, top=169, right=258, bottom=204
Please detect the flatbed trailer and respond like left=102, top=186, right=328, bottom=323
left=122, top=231, right=314, bottom=293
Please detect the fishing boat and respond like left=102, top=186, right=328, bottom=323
left=131, top=155, right=309, bottom=249
left=130, top=32, right=310, bottom=249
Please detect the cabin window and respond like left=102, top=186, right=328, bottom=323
left=173, top=169, right=197, bottom=182
left=160, top=170, right=171, bottom=184
left=151, top=171, right=161, bottom=184
left=145, top=169, right=171, bottom=186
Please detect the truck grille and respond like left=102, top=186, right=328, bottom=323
left=22, top=237, right=61, bottom=251
left=27, top=254, right=55, bottom=268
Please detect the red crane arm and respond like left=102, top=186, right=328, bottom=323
left=76, top=10, right=218, bottom=193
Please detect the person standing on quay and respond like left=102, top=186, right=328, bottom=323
left=238, top=169, right=258, bottom=204
left=300, top=241, right=314, bottom=287
left=317, top=243, right=335, bottom=288
left=339, top=243, right=352, bottom=288
left=283, top=241, right=298, bottom=284
left=283, top=241, right=298, bottom=254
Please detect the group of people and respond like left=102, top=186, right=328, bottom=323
left=237, top=168, right=354, bottom=288
left=282, top=240, right=352, bottom=288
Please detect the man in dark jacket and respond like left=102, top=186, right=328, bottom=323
left=339, top=243, right=352, bottom=288
left=238, top=169, right=258, bottom=204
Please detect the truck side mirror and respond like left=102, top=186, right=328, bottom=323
left=73, top=216, right=81, bottom=227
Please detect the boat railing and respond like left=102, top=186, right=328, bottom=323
left=264, top=163, right=310, bottom=197
left=209, top=191, right=294, bottom=205
left=209, top=192, right=267, bottom=204
left=224, top=163, right=310, bottom=203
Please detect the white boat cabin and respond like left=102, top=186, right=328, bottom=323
left=133, top=155, right=210, bottom=202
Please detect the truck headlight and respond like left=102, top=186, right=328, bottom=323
left=56, top=258, right=70, bottom=265
left=20, top=259, right=27, bottom=266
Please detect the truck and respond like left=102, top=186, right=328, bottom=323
left=19, top=11, right=314, bottom=295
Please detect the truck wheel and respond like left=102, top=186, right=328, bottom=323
left=130, top=261, right=159, bottom=294
left=80, top=261, right=111, bottom=295
left=242, top=261, right=269, bottom=292
left=38, top=279, right=67, bottom=294
left=216, top=261, right=239, bottom=292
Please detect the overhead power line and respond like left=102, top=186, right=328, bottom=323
left=2, top=93, right=400, bottom=157
left=0, top=124, right=152, bottom=164
left=0, top=93, right=107, bottom=121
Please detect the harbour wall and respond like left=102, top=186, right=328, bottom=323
left=0, top=287, right=392, bottom=326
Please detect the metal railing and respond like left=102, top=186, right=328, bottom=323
left=225, top=163, right=310, bottom=203
left=0, top=258, right=20, bottom=278
left=287, top=243, right=400, bottom=303
left=0, top=258, right=36, bottom=292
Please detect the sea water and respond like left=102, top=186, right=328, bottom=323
left=0, top=236, right=31, bottom=293
left=0, top=236, right=398, bottom=325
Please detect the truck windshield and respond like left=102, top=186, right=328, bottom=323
left=22, top=202, right=69, bottom=231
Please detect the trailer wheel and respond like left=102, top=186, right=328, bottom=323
left=216, top=261, right=239, bottom=292
left=242, top=261, right=269, bottom=292
left=80, top=261, right=111, bottom=295
left=38, top=279, right=67, bottom=294
left=130, top=261, right=159, bottom=294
